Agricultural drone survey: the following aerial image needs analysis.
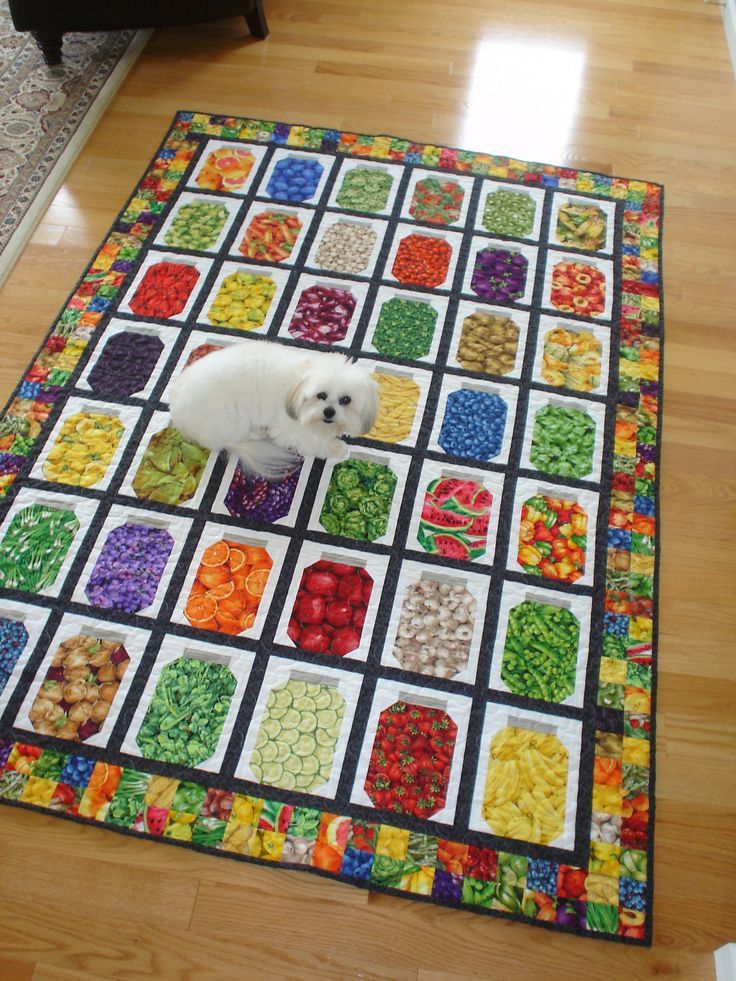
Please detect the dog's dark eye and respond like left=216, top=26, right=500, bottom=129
left=339, top=396, right=351, bottom=406
left=316, top=392, right=328, bottom=401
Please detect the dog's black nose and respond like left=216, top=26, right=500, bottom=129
left=323, top=407, right=336, bottom=419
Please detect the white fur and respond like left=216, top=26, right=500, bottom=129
left=168, top=340, right=380, bottom=479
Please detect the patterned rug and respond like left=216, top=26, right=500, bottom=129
left=0, top=111, right=661, bottom=945
left=0, top=3, right=144, bottom=282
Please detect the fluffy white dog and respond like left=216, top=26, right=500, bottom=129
left=169, top=340, right=380, bottom=479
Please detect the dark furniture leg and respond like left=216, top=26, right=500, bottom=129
left=244, top=0, right=268, bottom=38
left=31, top=30, right=63, bottom=65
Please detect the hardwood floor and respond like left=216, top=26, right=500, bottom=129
left=0, top=1, right=734, bottom=977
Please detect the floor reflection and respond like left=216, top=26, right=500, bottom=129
left=459, top=40, right=586, bottom=163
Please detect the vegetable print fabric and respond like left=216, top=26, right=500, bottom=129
left=0, top=112, right=661, bottom=945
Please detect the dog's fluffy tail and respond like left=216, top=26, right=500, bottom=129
left=228, top=439, right=302, bottom=481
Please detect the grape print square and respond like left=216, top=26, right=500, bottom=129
left=0, top=112, right=662, bottom=946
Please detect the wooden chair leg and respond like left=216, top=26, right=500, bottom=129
left=245, top=0, right=269, bottom=38
left=31, top=30, right=63, bottom=65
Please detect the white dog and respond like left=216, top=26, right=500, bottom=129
left=169, top=340, right=380, bottom=479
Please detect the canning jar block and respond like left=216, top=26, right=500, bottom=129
left=314, top=222, right=378, bottom=275
left=287, top=559, right=373, bottom=656
left=364, top=700, right=458, bottom=818
left=129, top=261, right=200, bottom=319
left=319, top=458, right=397, bottom=542
left=482, top=725, right=568, bottom=843
left=409, top=177, right=464, bottom=225
left=501, top=600, right=580, bottom=701
left=555, top=201, right=607, bottom=251
left=289, top=285, right=356, bottom=344
left=196, top=147, right=255, bottom=192
left=165, top=200, right=230, bottom=251
left=85, top=522, right=175, bottom=614
left=208, top=271, right=276, bottom=330
left=471, top=247, right=528, bottom=304
left=136, top=656, right=236, bottom=766
left=336, top=167, right=393, bottom=212
left=482, top=189, right=536, bottom=237
left=457, top=311, right=519, bottom=375
left=183, top=342, right=225, bottom=369
left=0, top=617, right=29, bottom=695
left=238, top=211, right=303, bottom=262
left=251, top=678, right=346, bottom=793
left=28, top=635, right=130, bottom=742
left=367, top=373, right=420, bottom=443
left=132, top=427, right=210, bottom=506
left=418, top=477, right=492, bottom=561
left=541, top=326, right=602, bottom=392
left=550, top=259, right=605, bottom=317
left=87, top=331, right=164, bottom=398
left=184, top=540, right=272, bottom=636
left=0, top=504, right=79, bottom=592
left=373, top=297, right=438, bottom=359
left=225, top=461, right=303, bottom=522
left=392, top=578, right=477, bottom=679
left=392, top=233, right=452, bottom=288
left=530, top=405, right=596, bottom=479
left=43, top=411, right=124, bottom=488
left=517, top=494, right=587, bottom=584
left=438, top=389, right=508, bottom=460
left=266, top=156, right=324, bottom=202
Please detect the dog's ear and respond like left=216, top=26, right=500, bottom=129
left=358, top=377, right=381, bottom=434
left=285, top=372, right=308, bottom=420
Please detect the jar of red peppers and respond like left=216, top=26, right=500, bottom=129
left=392, top=233, right=452, bottom=288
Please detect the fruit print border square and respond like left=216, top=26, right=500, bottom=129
left=76, top=319, right=181, bottom=403
left=0, top=112, right=663, bottom=946
left=186, top=139, right=269, bottom=197
left=11, top=612, right=150, bottom=751
left=69, top=504, right=193, bottom=620
left=119, top=635, right=256, bottom=773
left=234, top=654, right=364, bottom=799
left=349, top=677, right=473, bottom=826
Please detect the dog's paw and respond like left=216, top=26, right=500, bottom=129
left=323, top=440, right=349, bottom=462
